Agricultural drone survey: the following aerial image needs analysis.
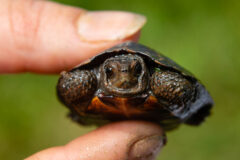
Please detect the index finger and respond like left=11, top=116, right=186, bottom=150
left=0, top=0, right=146, bottom=73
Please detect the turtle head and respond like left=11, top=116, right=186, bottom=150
left=101, top=54, right=148, bottom=97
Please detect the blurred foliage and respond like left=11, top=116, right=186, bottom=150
left=1, top=0, right=240, bottom=159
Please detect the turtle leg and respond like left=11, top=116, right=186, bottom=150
left=150, top=70, right=195, bottom=107
left=57, top=70, right=97, bottom=124
left=151, top=70, right=213, bottom=126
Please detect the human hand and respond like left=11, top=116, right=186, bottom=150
left=0, top=0, right=146, bottom=73
left=0, top=0, right=165, bottom=159
left=26, top=121, right=165, bottom=160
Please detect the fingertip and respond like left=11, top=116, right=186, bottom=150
left=77, top=11, right=146, bottom=42
left=64, top=121, right=165, bottom=160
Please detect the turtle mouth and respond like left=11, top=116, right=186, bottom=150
left=109, top=87, right=141, bottom=97
left=105, top=80, right=145, bottom=97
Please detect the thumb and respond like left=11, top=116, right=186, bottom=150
left=25, top=121, right=166, bottom=160
left=0, top=0, right=146, bottom=73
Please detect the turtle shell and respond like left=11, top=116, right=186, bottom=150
left=73, top=42, right=194, bottom=78
left=58, top=41, right=214, bottom=130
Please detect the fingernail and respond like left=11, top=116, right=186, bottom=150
left=77, top=11, right=146, bottom=42
left=128, top=135, right=166, bottom=160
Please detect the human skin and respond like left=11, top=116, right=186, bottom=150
left=0, top=0, right=165, bottom=160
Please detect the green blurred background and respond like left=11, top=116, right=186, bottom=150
left=1, top=0, right=240, bottom=159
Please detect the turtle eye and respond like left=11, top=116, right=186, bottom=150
left=133, top=62, right=142, bottom=76
left=105, top=67, right=113, bottom=78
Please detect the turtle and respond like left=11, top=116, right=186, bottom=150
left=57, top=41, right=214, bottom=131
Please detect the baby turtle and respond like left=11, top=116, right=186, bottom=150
left=57, top=42, right=213, bottom=131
